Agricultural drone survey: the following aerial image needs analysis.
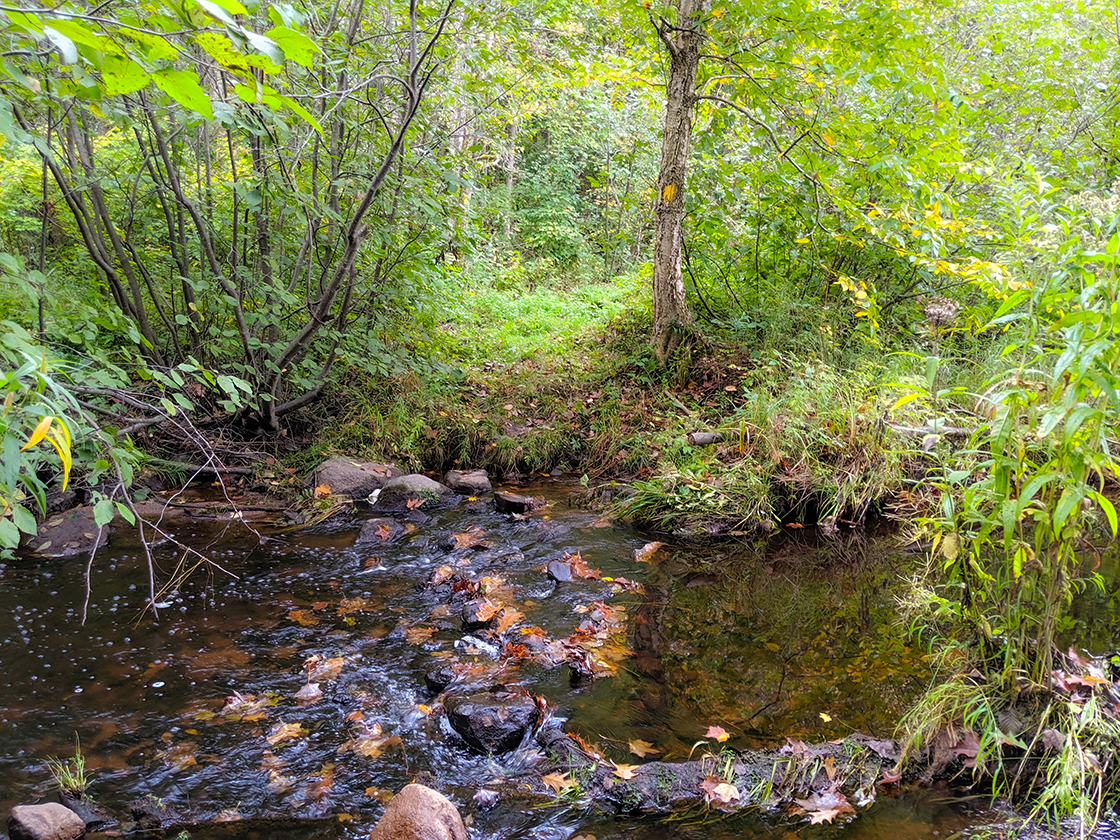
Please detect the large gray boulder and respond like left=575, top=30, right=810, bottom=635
left=444, top=469, right=492, bottom=496
left=312, top=457, right=401, bottom=499
left=368, top=784, right=466, bottom=840
left=444, top=691, right=540, bottom=753
left=8, top=803, right=85, bottom=840
left=372, top=475, right=457, bottom=512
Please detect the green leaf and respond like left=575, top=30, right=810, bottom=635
left=12, top=503, right=37, bottom=535
left=276, top=93, right=323, bottom=137
left=1089, top=491, right=1118, bottom=537
left=265, top=26, right=318, bottom=68
left=152, top=69, right=213, bottom=119
left=0, top=517, right=19, bottom=548
left=115, top=500, right=136, bottom=525
left=93, top=497, right=116, bottom=527
left=102, top=55, right=151, bottom=96
left=42, top=26, right=78, bottom=63
left=1053, top=485, right=1085, bottom=534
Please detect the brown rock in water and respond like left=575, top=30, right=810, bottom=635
left=494, top=491, right=540, bottom=514
left=444, top=469, right=492, bottom=496
left=8, top=803, right=85, bottom=840
left=368, top=783, right=466, bottom=840
left=313, top=457, right=401, bottom=499
left=29, top=508, right=106, bottom=558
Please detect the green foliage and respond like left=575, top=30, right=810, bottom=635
left=46, top=737, right=91, bottom=797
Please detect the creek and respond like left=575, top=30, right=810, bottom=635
left=0, top=479, right=1015, bottom=839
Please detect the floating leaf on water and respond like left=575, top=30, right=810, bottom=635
left=628, top=739, right=660, bottom=758
left=428, top=565, right=455, bottom=586
left=793, top=790, right=855, bottom=824
left=266, top=720, right=306, bottom=746
left=288, top=609, right=319, bottom=627
left=495, top=608, right=524, bottom=635
left=294, top=682, right=322, bottom=703
left=450, top=525, right=488, bottom=549
left=306, top=656, right=345, bottom=681
left=632, top=541, right=664, bottom=563
left=311, top=601, right=330, bottom=610
left=337, top=597, right=374, bottom=614
left=337, top=723, right=401, bottom=758
left=157, top=742, right=198, bottom=772
left=267, top=769, right=296, bottom=792
left=405, top=625, right=438, bottom=644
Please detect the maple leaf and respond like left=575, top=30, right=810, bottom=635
left=611, top=761, right=639, bottom=780
left=794, top=791, right=855, bottom=824
left=705, top=725, right=730, bottom=742
left=428, top=565, right=455, bottom=586
left=266, top=720, right=306, bottom=746
left=337, top=597, right=374, bottom=614
left=569, top=551, right=601, bottom=580
left=404, top=625, right=438, bottom=644
left=287, top=609, right=319, bottom=627
left=473, top=599, right=501, bottom=622
left=495, top=608, right=524, bottom=635
left=294, top=682, right=322, bottom=703
left=310, top=600, right=330, bottom=610
left=406, top=497, right=424, bottom=510
left=307, top=656, right=345, bottom=681
left=337, top=723, right=402, bottom=758
left=629, top=739, right=660, bottom=758
left=313, top=483, right=332, bottom=499
left=372, top=523, right=392, bottom=541
left=451, top=525, right=488, bottom=549
left=541, top=771, right=575, bottom=794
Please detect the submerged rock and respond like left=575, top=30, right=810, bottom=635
left=127, top=797, right=178, bottom=830
left=356, top=518, right=407, bottom=545
left=546, top=559, right=572, bottom=582
left=461, top=599, right=498, bottom=632
left=8, top=803, right=85, bottom=840
left=444, top=469, right=492, bottom=496
left=313, top=457, right=401, bottom=499
left=368, top=783, right=466, bottom=840
left=444, top=691, right=540, bottom=754
left=494, top=491, right=540, bottom=514
left=373, top=475, right=457, bottom=512
left=56, top=794, right=117, bottom=834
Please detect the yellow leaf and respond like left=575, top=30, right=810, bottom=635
left=819, top=712, right=832, bottom=723
left=794, top=237, right=810, bottom=244
left=44, top=427, right=72, bottom=491
left=21, top=415, right=54, bottom=451
left=629, top=739, right=660, bottom=758
left=611, top=760, right=639, bottom=780
left=541, top=771, right=576, bottom=794
left=266, top=721, right=306, bottom=745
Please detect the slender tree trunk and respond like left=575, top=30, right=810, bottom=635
left=650, top=0, right=707, bottom=365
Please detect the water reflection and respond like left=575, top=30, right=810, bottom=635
left=0, top=484, right=999, bottom=839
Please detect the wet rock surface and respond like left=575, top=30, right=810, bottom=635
left=444, top=691, right=541, bottom=754
left=357, top=517, right=408, bottom=545
left=28, top=508, right=106, bottom=558
left=127, top=797, right=178, bottom=830
left=373, top=475, right=457, bottom=512
left=7, top=803, right=85, bottom=840
left=493, top=490, right=541, bottom=514
left=368, top=783, right=466, bottom=840
left=313, top=457, right=401, bottom=499
left=444, top=469, right=492, bottom=496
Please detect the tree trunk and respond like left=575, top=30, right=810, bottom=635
left=650, top=0, right=707, bottom=365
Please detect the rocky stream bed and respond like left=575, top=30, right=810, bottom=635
left=1, top=463, right=1006, bottom=839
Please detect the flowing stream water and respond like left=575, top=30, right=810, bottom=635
left=0, top=480, right=1026, bottom=838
